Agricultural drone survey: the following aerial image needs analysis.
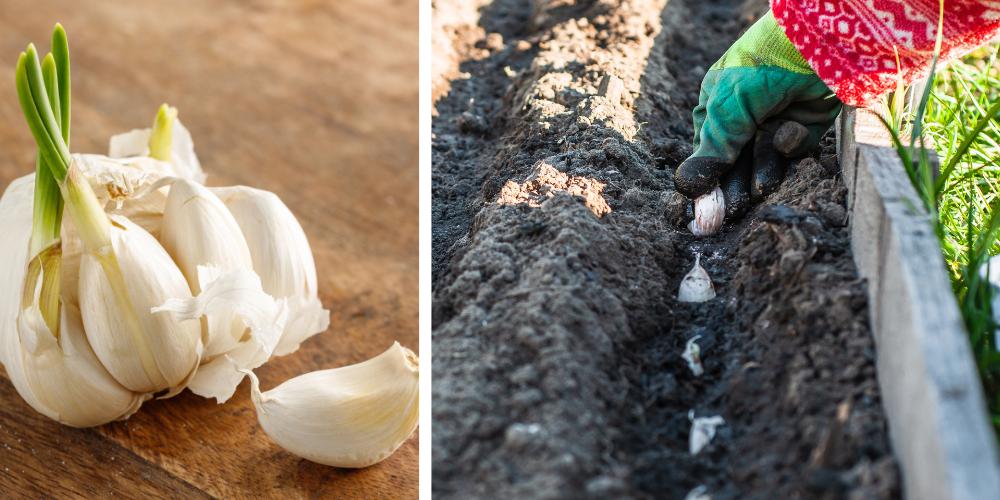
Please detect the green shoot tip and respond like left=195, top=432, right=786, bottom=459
left=149, top=104, right=177, bottom=161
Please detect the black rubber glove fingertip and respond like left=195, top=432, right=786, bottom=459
left=674, top=157, right=730, bottom=198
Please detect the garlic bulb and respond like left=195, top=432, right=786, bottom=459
left=245, top=342, right=419, bottom=468
left=212, top=186, right=330, bottom=356
left=688, top=186, right=725, bottom=236
left=678, top=253, right=716, bottom=303
left=4, top=27, right=338, bottom=430
left=161, top=179, right=255, bottom=358
left=78, top=215, right=201, bottom=393
left=0, top=176, right=143, bottom=427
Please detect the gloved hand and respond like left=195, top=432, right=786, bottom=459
left=674, top=11, right=843, bottom=218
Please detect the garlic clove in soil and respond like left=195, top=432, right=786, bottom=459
left=160, top=178, right=256, bottom=358
left=682, top=335, right=704, bottom=376
left=689, top=410, right=725, bottom=455
left=0, top=176, right=143, bottom=426
left=212, top=186, right=330, bottom=356
left=108, top=118, right=205, bottom=184
left=78, top=214, right=201, bottom=393
left=154, top=265, right=288, bottom=403
left=685, top=485, right=711, bottom=500
left=678, top=253, right=716, bottom=303
left=688, top=186, right=725, bottom=236
left=244, top=342, right=420, bottom=468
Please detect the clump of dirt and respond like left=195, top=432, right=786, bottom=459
left=432, top=0, right=899, bottom=498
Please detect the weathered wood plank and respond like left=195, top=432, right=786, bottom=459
left=0, top=0, right=418, bottom=497
left=840, top=106, right=1000, bottom=500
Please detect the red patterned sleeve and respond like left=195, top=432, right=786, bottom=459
left=771, top=0, right=1000, bottom=107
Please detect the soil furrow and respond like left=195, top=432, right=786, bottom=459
left=433, top=1, right=900, bottom=498
left=432, top=0, right=536, bottom=284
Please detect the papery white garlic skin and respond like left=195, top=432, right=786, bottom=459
left=688, top=187, right=725, bottom=236
left=154, top=265, right=288, bottom=404
left=161, top=179, right=254, bottom=357
left=0, top=175, right=143, bottom=427
left=78, top=215, right=201, bottom=393
left=245, top=342, right=419, bottom=468
left=212, top=186, right=330, bottom=356
left=678, top=253, right=716, bottom=303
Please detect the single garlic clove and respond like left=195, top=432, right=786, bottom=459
left=678, top=253, right=716, bottom=303
left=689, top=410, right=725, bottom=455
left=78, top=215, right=201, bottom=393
left=682, top=335, right=704, bottom=376
left=688, top=187, right=725, bottom=236
left=212, top=186, right=330, bottom=356
left=245, top=342, right=419, bottom=468
left=0, top=176, right=144, bottom=426
left=160, top=179, right=255, bottom=357
left=12, top=304, right=146, bottom=427
left=108, top=118, right=205, bottom=184
left=685, top=485, right=711, bottom=500
left=154, top=265, right=288, bottom=403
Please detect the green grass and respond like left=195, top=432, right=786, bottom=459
left=924, top=43, right=1000, bottom=432
left=887, top=41, right=1000, bottom=437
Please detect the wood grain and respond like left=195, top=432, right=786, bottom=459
left=0, top=0, right=418, bottom=498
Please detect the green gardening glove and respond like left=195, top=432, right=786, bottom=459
left=674, top=11, right=843, bottom=218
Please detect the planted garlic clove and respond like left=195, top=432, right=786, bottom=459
left=689, top=410, right=725, bottom=455
left=682, top=335, right=704, bottom=376
left=688, top=186, right=725, bottom=236
left=161, top=179, right=255, bottom=357
left=78, top=215, right=201, bottom=393
left=212, top=186, right=330, bottom=356
left=245, top=342, right=419, bottom=468
left=0, top=176, right=143, bottom=426
left=678, top=253, right=715, bottom=303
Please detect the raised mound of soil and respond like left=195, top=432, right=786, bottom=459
left=432, top=1, right=899, bottom=498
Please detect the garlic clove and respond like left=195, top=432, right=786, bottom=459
left=689, top=410, right=725, bottom=455
left=688, top=187, right=725, bottom=236
left=245, top=342, right=419, bottom=468
left=0, top=175, right=33, bottom=366
left=153, top=265, right=288, bottom=403
left=11, top=304, right=146, bottom=427
left=0, top=175, right=143, bottom=427
left=685, top=485, right=711, bottom=500
left=108, top=118, right=205, bottom=184
left=212, top=186, right=330, bottom=356
left=678, top=253, right=716, bottom=303
left=78, top=215, right=201, bottom=393
left=682, top=335, right=704, bottom=376
left=160, top=179, right=255, bottom=357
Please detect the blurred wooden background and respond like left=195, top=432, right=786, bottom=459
left=0, top=0, right=418, bottom=497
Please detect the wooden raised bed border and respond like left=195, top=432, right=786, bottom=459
left=836, top=107, right=1000, bottom=500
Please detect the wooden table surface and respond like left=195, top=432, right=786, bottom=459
left=0, top=0, right=418, bottom=497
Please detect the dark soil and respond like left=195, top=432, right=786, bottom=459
left=432, top=1, right=900, bottom=498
